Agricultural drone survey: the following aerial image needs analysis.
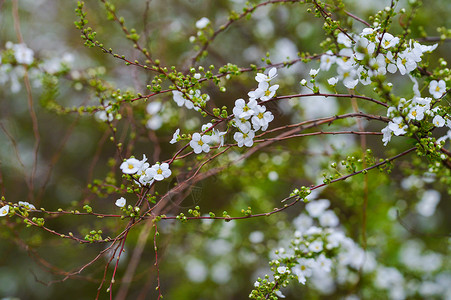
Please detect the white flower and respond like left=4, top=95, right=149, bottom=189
left=388, top=117, right=407, bottom=136
left=354, top=37, right=375, bottom=61
left=255, top=67, right=277, bottom=83
left=315, top=254, right=332, bottom=272
left=234, top=117, right=252, bottom=133
left=337, top=66, right=357, bottom=88
left=385, top=51, right=398, bottom=73
left=381, top=125, right=392, bottom=146
left=115, top=197, right=126, bottom=208
left=210, top=130, right=227, bottom=147
left=356, top=65, right=372, bottom=86
left=95, top=104, right=114, bottom=122
left=336, top=48, right=355, bottom=70
left=251, top=105, right=274, bottom=131
left=249, top=231, right=264, bottom=243
left=407, top=105, right=425, bottom=121
left=147, top=163, right=171, bottom=181
left=146, top=101, right=162, bottom=115
left=248, top=81, right=270, bottom=99
left=293, top=259, right=315, bottom=285
left=173, top=90, right=186, bottom=107
left=319, top=210, right=339, bottom=227
left=260, top=82, right=279, bottom=101
left=274, top=290, right=285, bottom=299
left=146, top=115, right=163, bottom=130
left=233, top=98, right=256, bottom=119
left=429, top=80, right=446, bottom=99
left=190, top=132, right=211, bottom=153
left=327, top=77, right=338, bottom=86
left=309, top=240, right=324, bottom=252
left=320, top=51, right=336, bottom=71
left=309, top=68, right=320, bottom=77
left=380, top=33, right=400, bottom=49
left=344, top=78, right=359, bottom=89
left=139, top=167, right=155, bottom=186
left=170, top=128, right=180, bottom=144
left=420, top=43, right=438, bottom=53
left=300, top=79, right=307, bottom=86
left=306, top=199, right=330, bottom=217
left=173, top=90, right=202, bottom=110
left=293, top=213, right=313, bottom=233
left=18, top=201, right=36, bottom=210
left=193, top=73, right=201, bottom=80
left=0, top=205, right=10, bottom=217
left=337, top=32, right=353, bottom=48
left=234, top=130, right=255, bottom=147
left=13, top=43, right=34, bottom=65
left=370, top=53, right=387, bottom=75
left=416, top=190, right=440, bottom=217
left=277, top=266, right=288, bottom=274
left=120, top=155, right=147, bottom=175
left=397, top=50, right=417, bottom=75
left=413, top=97, right=432, bottom=107
left=432, top=115, right=445, bottom=127
left=195, top=17, right=210, bottom=29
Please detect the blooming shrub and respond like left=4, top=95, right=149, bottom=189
left=0, top=0, right=450, bottom=299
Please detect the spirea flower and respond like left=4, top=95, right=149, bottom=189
left=0, top=205, right=10, bottom=217
left=381, top=126, right=392, bottom=146
left=251, top=105, right=274, bottom=131
left=327, top=77, right=338, bottom=86
left=255, top=67, right=277, bottom=82
left=18, top=201, right=36, bottom=210
left=196, top=17, right=210, bottom=29
left=306, top=199, right=330, bottom=217
left=233, top=98, right=256, bottom=119
left=320, top=51, right=336, bottom=71
left=388, top=117, right=407, bottom=136
left=115, top=197, right=126, bottom=208
left=147, top=163, right=171, bottom=181
left=13, top=43, right=34, bottom=65
left=309, top=240, right=324, bottom=252
left=407, top=106, right=425, bottom=121
left=380, top=33, right=400, bottom=49
left=139, top=168, right=155, bottom=186
left=429, top=80, right=446, bottom=99
left=190, top=132, right=211, bottom=154
left=170, top=128, right=180, bottom=144
left=432, top=115, right=445, bottom=127
left=120, top=155, right=147, bottom=175
left=234, top=117, right=252, bottom=133
left=234, top=130, right=255, bottom=147
left=309, top=68, right=320, bottom=77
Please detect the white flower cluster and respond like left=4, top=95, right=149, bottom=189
left=297, top=27, right=448, bottom=146
left=187, top=123, right=226, bottom=154
left=256, top=195, right=450, bottom=300
left=172, top=89, right=210, bottom=111
left=381, top=79, right=449, bottom=145
left=260, top=198, right=373, bottom=298
left=119, top=155, right=171, bottom=186
left=0, top=42, right=74, bottom=93
left=318, top=29, right=438, bottom=90
left=0, top=201, right=36, bottom=218
left=95, top=102, right=114, bottom=122
left=145, top=101, right=173, bottom=131
left=232, top=68, right=277, bottom=147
